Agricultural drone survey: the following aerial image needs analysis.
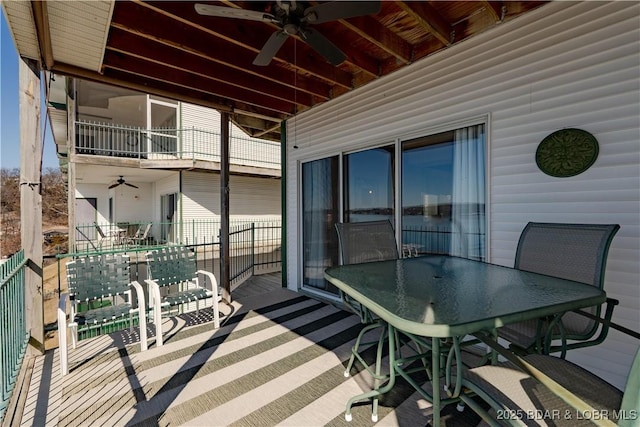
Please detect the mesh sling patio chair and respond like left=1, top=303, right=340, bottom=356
left=498, top=222, right=620, bottom=357
left=335, top=220, right=401, bottom=421
left=57, top=253, right=148, bottom=376
left=459, top=331, right=639, bottom=427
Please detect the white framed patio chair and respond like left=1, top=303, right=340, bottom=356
left=57, top=253, right=147, bottom=376
left=498, top=222, right=620, bottom=357
left=127, top=223, right=152, bottom=246
left=93, top=222, right=124, bottom=248
left=145, top=246, right=221, bottom=347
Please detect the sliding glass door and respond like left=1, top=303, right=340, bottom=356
left=301, top=156, right=340, bottom=293
left=401, top=124, right=486, bottom=260
left=299, top=122, right=486, bottom=297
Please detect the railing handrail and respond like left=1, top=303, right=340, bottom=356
left=0, top=250, right=29, bottom=423
left=74, top=121, right=281, bottom=169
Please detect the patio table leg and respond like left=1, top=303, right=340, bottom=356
left=345, top=323, right=397, bottom=422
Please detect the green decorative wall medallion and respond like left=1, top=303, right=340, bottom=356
left=536, top=128, right=599, bottom=178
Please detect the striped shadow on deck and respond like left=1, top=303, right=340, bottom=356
left=21, top=286, right=484, bottom=427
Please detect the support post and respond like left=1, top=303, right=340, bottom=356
left=280, top=120, right=287, bottom=288
left=220, top=112, right=231, bottom=302
left=67, top=80, right=76, bottom=252
left=19, top=57, right=44, bottom=355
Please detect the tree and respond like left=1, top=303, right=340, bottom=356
left=0, top=167, right=67, bottom=257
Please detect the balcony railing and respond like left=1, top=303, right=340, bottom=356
left=69, top=219, right=281, bottom=286
left=75, top=121, right=281, bottom=170
left=0, top=251, right=29, bottom=423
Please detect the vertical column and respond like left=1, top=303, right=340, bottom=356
left=220, top=112, right=231, bottom=301
left=280, top=120, right=287, bottom=288
left=19, top=58, right=44, bottom=355
left=67, top=80, right=76, bottom=252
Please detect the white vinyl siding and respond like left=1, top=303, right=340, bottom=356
left=181, top=171, right=281, bottom=243
left=286, top=1, right=639, bottom=389
left=180, top=103, right=280, bottom=170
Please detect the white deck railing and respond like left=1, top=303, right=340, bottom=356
left=75, top=121, right=280, bottom=170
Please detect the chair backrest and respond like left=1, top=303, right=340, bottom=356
left=140, top=223, right=152, bottom=239
left=66, top=253, right=131, bottom=302
left=146, top=246, right=197, bottom=287
left=93, top=222, right=106, bottom=239
left=335, top=220, right=399, bottom=265
left=515, top=222, right=620, bottom=337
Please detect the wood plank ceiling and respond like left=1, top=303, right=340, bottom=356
left=42, top=1, right=547, bottom=141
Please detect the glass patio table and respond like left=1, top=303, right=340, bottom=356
left=324, top=255, right=607, bottom=425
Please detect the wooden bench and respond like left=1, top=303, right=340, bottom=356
left=58, top=253, right=147, bottom=376
left=145, top=246, right=221, bottom=346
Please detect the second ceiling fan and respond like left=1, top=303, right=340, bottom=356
left=195, top=1, right=381, bottom=66
left=109, top=176, right=138, bottom=189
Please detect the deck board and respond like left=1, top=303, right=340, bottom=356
left=19, top=273, right=483, bottom=427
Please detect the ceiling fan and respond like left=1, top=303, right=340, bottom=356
left=195, top=1, right=381, bottom=66
left=109, top=176, right=139, bottom=189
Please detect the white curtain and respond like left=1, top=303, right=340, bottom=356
left=303, top=158, right=338, bottom=291
left=451, top=124, right=486, bottom=260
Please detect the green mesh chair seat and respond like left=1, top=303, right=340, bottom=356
left=145, top=246, right=221, bottom=347
left=58, top=253, right=148, bottom=376
left=74, top=303, right=133, bottom=326
left=498, top=222, right=620, bottom=357
left=160, top=288, right=213, bottom=307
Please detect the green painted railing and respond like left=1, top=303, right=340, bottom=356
left=0, top=251, right=29, bottom=423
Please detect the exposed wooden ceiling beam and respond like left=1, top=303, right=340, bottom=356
left=483, top=1, right=504, bottom=23
left=106, top=27, right=316, bottom=108
left=397, top=1, right=451, bottom=47
left=339, top=15, right=412, bottom=65
left=52, top=61, right=234, bottom=110
left=219, top=0, right=381, bottom=78
left=103, top=51, right=295, bottom=114
left=51, top=62, right=287, bottom=123
left=135, top=0, right=354, bottom=90
left=31, top=1, right=54, bottom=69
left=109, top=7, right=333, bottom=100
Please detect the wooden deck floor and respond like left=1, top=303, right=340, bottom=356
left=19, top=273, right=483, bottom=427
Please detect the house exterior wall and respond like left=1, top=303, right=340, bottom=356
left=181, top=171, right=281, bottom=243
left=110, top=182, right=152, bottom=223
left=286, top=1, right=639, bottom=389
left=181, top=103, right=280, bottom=169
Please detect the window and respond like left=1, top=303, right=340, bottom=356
left=160, top=193, right=177, bottom=243
left=344, top=145, right=395, bottom=224
left=401, top=124, right=486, bottom=260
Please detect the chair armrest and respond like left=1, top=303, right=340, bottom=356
left=196, top=270, right=219, bottom=298
left=144, top=278, right=164, bottom=346
left=58, top=293, right=69, bottom=376
left=130, top=281, right=148, bottom=351
left=545, top=297, right=621, bottom=356
left=130, top=281, right=147, bottom=313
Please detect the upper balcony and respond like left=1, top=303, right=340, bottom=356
left=74, top=121, right=281, bottom=175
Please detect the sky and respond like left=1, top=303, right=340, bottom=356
left=1, top=12, right=58, bottom=170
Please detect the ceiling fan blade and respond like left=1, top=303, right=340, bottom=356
left=303, top=1, right=381, bottom=24
left=253, top=31, right=289, bottom=66
left=194, top=4, right=276, bottom=23
left=300, top=27, right=346, bottom=66
left=108, top=183, right=120, bottom=189
left=124, top=182, right=139, bottom=189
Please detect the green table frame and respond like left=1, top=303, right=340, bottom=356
left=324, top=255, right=606, bottom=425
